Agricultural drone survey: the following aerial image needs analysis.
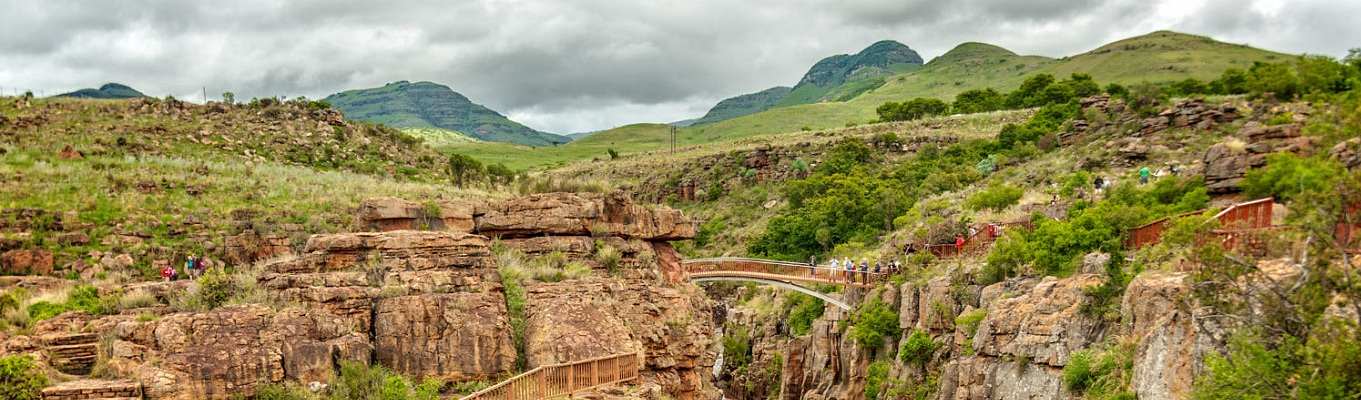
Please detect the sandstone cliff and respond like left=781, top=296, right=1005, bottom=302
left=0, top=191, right=715, bottom=400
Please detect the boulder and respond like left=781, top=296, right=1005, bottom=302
left=1241, top=123, right=1302, bottom=142
left=1329, top=138, right=1361, bottom=169
left=1, top=249, right=53, bottom=275
left=356, top=197, right=475, bottom=233
left=937, top=356, right=1064, bottom=400
left=224, top=230, right=295, bottom=267
left=972, top=274, right=1106, bottom=367
left=1202, top=142, right=1266, bottom=194
left=57, top=232, right=90, bottom=246
left=374, top=293, right=516, bottom=381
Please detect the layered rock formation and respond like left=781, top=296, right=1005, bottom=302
left=0, top=191, right=713, bottom=400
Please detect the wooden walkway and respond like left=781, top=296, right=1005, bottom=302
left=682, top=257, right=889, bottom=288
left=461, top=353, right=639, bottom=400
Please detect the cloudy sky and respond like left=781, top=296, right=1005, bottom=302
left=2, top=0, right=1356, bottom=134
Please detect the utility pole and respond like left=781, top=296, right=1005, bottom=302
left=203, top=87, right=208, bottom=103
left=670, top=126, right=677, bottom=154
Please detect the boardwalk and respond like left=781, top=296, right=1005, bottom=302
left=460, top=353, right=639, bottom=400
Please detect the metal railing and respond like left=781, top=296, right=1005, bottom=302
left=682, top=257, right=891, bottom=287
left=461, top=353, right=640, bottom=400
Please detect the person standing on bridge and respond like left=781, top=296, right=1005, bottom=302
left=845, top=259, right=854, bottom=283
left=828, top=257, right=839, bottom=281
left=809, top=255, right=817, bottom=277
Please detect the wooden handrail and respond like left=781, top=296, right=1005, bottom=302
left=460, top=352, right=640, bottom=400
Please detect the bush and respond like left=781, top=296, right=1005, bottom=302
left=864, top=360, right=891, bottom=400
left=967, top=182, right=1024, bottom=212
left=253, top=382, right=317, bottom=400
left=849, top=300, right=900, bottom=356
left=954, top=310, right=987, bottom=337
left=324, top=361, right=440, bottom=400
left=899, top=330, right=936, bottom=366
left=0, top=355, right=47, bottom=400
left=784, top=292, right=824, bottom=336
left=594, top=242, right=622, bottom=275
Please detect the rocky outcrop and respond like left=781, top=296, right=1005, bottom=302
left=972, top=275, right=1106, bottom=367
left=1329, top=137, right=1361, bottom=169
left=1121, top=272, right=1233, bottom=400
left=108, top=304, right=367, bottom=400
left=1, top=249, right=53, bottom=275
left=937, top=357, right=1065, bottom=400
left=525, top=279, right=716, bottom=400
left=265, top=230, right=492, bottom=273
left=41, top=379, right=142, bottom=400
left=475, top=191, right=697, bottom=240
left=357, top=197, right=475, bottom=233
left=223, top=230, right=294, bottom=267
left=1203, top=121, right=1313, bottom=193
left=374, top=293, right=517, bottom=381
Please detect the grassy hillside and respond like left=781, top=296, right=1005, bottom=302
left=0, top=96, right=483, bottom=280
left=401, top=127, right=479, bottom=147
left=1036, top=30, right=1290, bottom=84
left=325, top=81, right=569, bottom=146
left=448, top=31, right=1293, bottom=171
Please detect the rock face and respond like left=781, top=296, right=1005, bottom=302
left=476, top=191, right=697, bottom=240
left=0, top=192, right=712, bottom=400
left=1, top=249, right=53, bottom=275
left=1203, top=121, right=1311, bottom=193
left=972, top=275, right=1105, bottom=367
left=107, top=304, right=368, bottom=400
left=524, top=279, right=716, bottom=400
left=357, top=197, right=475, bottom=233
left=1121, top=272, right=1232, bottom=400
left=374, top=293, right=517, bottom=381
left=266, top=230, right=492, bottom=273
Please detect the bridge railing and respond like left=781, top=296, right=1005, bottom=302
left=460, top=353, right=639, bottom=400
left=683, top=257, right=890, bottom=286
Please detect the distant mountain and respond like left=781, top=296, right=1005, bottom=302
left=692, top=40, right=924, bottom=126
left=566, top=131, right=603, bottom=141
left=667, top=118, right=700, bottom=128
left=54, top=83, right=147, bottom=99
left=691, top=86, right=792, bottom=126
left=325, top=81, right=569, bottom=146
left=777, top=40, right=925, bottom=106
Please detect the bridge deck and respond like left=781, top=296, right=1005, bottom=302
left=682, top=257, right=890, bottom=288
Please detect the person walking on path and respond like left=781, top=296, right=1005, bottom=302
left=1140, top=167, right=1151, bottom=184
left=184, top=256, right=195, bottom=280
left=955, top=235, right=965, bottom=255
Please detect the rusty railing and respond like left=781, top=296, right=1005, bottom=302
left=461, top=352, right=640, bottom=400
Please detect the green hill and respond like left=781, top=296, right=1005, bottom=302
left=692, top=86, right=792, bottom=126
left=54, top=83, right=148, bottom=99
left=693, top=40, right=924, bottom=126
left=776, top=40, right=925, bottom=107
left=325, top=81, right=569, bottom=146
left=451, top=31, right=1293, bottom=170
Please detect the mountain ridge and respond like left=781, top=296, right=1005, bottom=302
left=324, top=81, right=569, bottom=147
left=54, top=83, right=148, bottom=99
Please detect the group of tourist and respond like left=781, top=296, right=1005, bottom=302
left=807, top=255, right=899, bottom=285
left=160, top=254, right=209, bottom=281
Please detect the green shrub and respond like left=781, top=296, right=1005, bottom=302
left=967, top=182, right=1024, bottom=212
left=784, top=292, right=824, bottom=336
left=251, top=382, right=317, bottom=400
left=0, top=355, right=47, bottom=400
left=849, top=300, right=900, bottom=356
left=954, top=310, right=987, bottom=337
left=594, top=242, right=621, bottom=275
left=899, top=330, right=936, bottom=366
left=864, top=360, right=891, bottom=400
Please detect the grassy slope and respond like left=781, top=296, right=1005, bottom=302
left=0, top=96, right=480, bottom=278
left=401, top=127, right=479, bottom=147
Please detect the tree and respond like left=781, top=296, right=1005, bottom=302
left=1005, top=74, right=1057, bottom=108
left=485, top=163, right=515, bottom=186
left=447, top=153, right=483, bottom=187
left=877, top=97, right=949, bottom=122
left=952, top=88, right=1004, bottom=114
left=1248, top=61, right=1300, bottom=99
left=221, top=92, right=235, bottom=104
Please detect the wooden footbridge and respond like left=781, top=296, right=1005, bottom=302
left=461, top=353, right=640, bottom=400
left=682, top=257, right=889, bottom=310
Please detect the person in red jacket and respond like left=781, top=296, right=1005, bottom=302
left=161, top=264, right=175, bottom=282
left=955, top=235, right=965, bottom=255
